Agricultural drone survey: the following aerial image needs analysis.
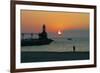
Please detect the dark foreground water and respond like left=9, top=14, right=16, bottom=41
left=21, top=52, right=89, bottom=63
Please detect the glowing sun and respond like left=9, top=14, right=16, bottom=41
left=58, top=30, right=62, bottom=35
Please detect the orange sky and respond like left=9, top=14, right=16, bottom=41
left=21, top=10, right=89, bottom=33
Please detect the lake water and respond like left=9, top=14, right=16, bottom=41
left=21, top=37, right=89, bottom=52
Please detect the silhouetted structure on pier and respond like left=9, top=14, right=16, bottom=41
left=39, top=24, right=48, bottom=39
left=21, top=24, right=53, bottom=46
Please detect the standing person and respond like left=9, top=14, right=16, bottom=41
left=73, top=45, right=76, bottom=52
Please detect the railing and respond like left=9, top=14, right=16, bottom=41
left=21, top=33, right=39, bottom=39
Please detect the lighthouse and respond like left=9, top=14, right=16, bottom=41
left=43, top=24, right=46, bottom=32
left=21, top=24, right=53, bottom=46
left=39, top=24, right=48, bottom=39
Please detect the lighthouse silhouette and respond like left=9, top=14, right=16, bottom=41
left=39, top=24, right=48, bottom=39
left=21, top=24, right=53, bottom=46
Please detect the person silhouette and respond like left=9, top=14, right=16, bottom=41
left=73, top=45, right=76, bottom=52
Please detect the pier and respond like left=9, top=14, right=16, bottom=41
left=21, top=24, right=53, bottom=46
left=21, top=33, right=38, bottom=39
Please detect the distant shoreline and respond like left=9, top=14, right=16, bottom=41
left=21, top=51, right=89, bottom=63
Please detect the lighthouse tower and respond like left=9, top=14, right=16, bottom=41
left=43, top=24, right=46, bottom=32
left=39, top=24, right=48, bottom=39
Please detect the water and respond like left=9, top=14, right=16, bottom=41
left=21, top=37, right=89, bottom=52
left=21, top=37, right=89, bottom=62
left=21, top=52, right=89, bottom=62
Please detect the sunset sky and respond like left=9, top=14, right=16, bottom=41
left=21, top=10, right=89, bottom=37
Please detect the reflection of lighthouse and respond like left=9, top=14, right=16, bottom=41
left=39, top=24, right=48, bottom=39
